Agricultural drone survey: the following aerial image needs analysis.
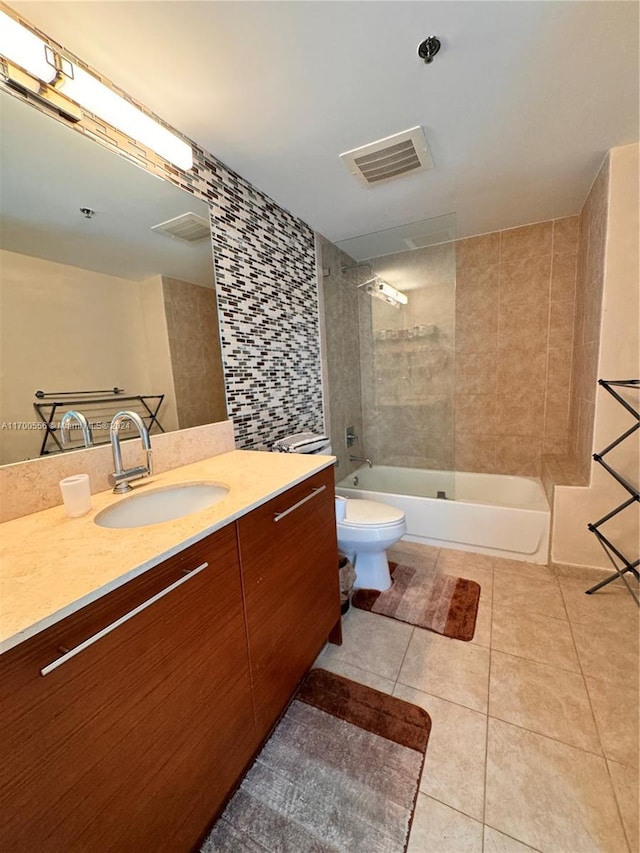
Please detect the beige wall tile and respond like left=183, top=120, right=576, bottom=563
left=548, top=298, right=576, bottom=349
left=497, top=347, right=547, bottom=394
left=455, top=351, right=498, bottom=395
left=455, top=232, right=500, bottom=269
left=550, top=251, right=577, bottom=301
left=455, top=433, right=498, bottom=473
left=495, top=435, right=542, bottom=476
left=546, top=347, right=572, bottom=393
left=583, top=278, right=605, bottom=344
left=544, top=393, right=571, bottom=445
left=552, top=216, right=580, bottom=255
left=456, top=309, right=500, bottom=354
left=497, top=389, right=545, bottom=437
left=498, top=256, right=551, bottom=350
left=500, top=221, right=553, bottom=263
left=455, top=394, right=498, bottom=434
left=456, top=264, right=500, bottom=315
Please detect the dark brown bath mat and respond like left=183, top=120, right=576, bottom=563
left=202, top=668, right=431, bottom=853
left=352, top=562, right=481, bottom=641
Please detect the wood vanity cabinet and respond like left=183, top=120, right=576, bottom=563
left=0, top=465, right=340, bottom=852
left=0, top=524, right=256, bottom=852
left=238, top=465, right=341, bottom=740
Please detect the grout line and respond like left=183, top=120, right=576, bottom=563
left=482, top=562, right=494, bottom=846
left=421, top=793, right=484, bottom=828
left=483, top=821, right=544, bottom=852
left=486, top=710, right=605, bottom=761
left=558, top=582, right=633, bottom=853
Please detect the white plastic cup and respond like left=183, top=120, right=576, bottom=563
left=59, top=474, right=92, bottom=518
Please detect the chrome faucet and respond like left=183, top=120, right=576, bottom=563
left=108, top=410, right=153, bottom=494
left=60, top=410, right=93, bottom=449
left=349, top=455, right=373, bottom=469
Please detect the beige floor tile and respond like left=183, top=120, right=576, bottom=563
left=491, top=605, right=580, bottom=671
left=608, top=760, right=639, bottom=853
left=489, top=651, right=601, bottom=753
left=312, top=654, right=395, bottom=694
left=571, top=621, right=639, bottom=687
left=436, top=547, right=495, bottom=575
left=398, top=629, right=490, bottom=712
left=470, top=597, right=492, bottom=647
left=486, top=718, right=628, bottom=852
left=493, top=570, right=567, bottom=621
left=390, top=540, right=440, bottom=567
left=586, top=675, right=639, bottom=767
left=319, top=608, right=413, bottom=681
left=493, top=557, right=556, bottom=581
left=560, top=577, right=639, bottom=633
left=407, top=794, right=483, bottom=853
left=393, top=684, right=487, bottom=821
left=483, top=825, right=539, bottom=852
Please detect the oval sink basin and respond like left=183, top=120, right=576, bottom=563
left=94, top=482, right=229, bottom=529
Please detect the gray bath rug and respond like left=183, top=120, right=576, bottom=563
left=201, top=669, right=431, bottom=853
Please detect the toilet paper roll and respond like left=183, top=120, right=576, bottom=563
left=335, top=495, right=347, bottom=523
left=59, top=474, right=92, bottom=518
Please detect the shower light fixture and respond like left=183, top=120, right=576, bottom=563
left=365, top=278, right=408, bottom=307
left=0, top=10, right=193, bottom=170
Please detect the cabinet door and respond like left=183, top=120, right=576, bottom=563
left=0, top=524, right=256, bottom=853
left=238, top=465, right=340, bottom=740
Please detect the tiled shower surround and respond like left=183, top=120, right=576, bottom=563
left=321, top=216, right=580, bottom=476
left=1, top=11, right=322, bottom=450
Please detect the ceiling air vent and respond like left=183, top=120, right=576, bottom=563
left=340, top=126, right=433, bottom=187
left=150, top=212, right=210, bottom=242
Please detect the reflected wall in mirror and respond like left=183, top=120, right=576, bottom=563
left=0, top=91, right=227, bottom=465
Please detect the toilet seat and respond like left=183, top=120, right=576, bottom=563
left=340, top=499, right=405, bottom=529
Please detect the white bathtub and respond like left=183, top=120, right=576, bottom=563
left=336, top=465, right=550, bottom=564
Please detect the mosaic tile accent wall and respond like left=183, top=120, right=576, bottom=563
left=1, top=9, right=323, bottom=450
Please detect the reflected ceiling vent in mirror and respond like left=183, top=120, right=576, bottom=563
left=151, top=212, right=210, bottom=242
left=340, top=126, right=433, bottom=187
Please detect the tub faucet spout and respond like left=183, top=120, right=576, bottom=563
left=60, top=410, right=93, bottom=448
left=349, top=455, right=373, bottom=469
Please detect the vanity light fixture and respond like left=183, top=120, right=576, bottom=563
left=0, top=10, right=193, bottom=170
left=56, top=63, right=193, bottom=170
left=0, top=10, right=56, bottom=83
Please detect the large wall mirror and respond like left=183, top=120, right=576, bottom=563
left=0, top=91, right=227, bottom=465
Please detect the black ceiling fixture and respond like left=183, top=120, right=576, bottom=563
left=418, top=36, right=441, bottom=64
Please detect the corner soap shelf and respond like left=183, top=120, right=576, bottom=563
left=586, top=379, right=639, bottom=605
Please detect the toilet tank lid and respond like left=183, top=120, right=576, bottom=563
left=344, top=499, right=405, bottom=525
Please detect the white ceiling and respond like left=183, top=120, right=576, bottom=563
left=10, top=1, right=640, bottom=243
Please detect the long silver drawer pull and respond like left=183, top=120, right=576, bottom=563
left=273, top=485, right=326, bottom=522
left=40, top=562, right=209, bottom=677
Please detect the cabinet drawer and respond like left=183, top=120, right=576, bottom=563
left=0, top=524, right=256, bottom=852
left=237, top=466, right=340, bottom=739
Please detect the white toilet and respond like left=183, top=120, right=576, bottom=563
left=336, top=498, right=406, bottom=591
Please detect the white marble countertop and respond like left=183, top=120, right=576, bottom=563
left=0, top=450, right=334, bottom=655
